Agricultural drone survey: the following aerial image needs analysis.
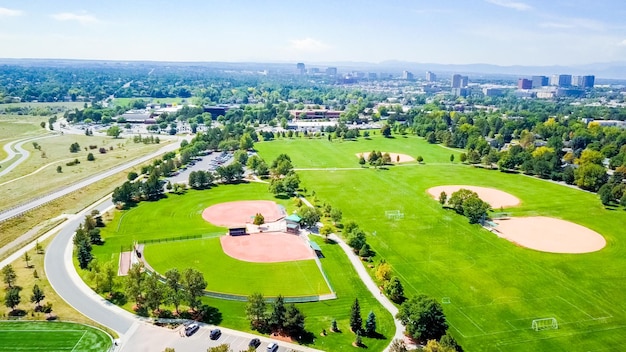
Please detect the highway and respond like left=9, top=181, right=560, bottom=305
left=0, top=139, right=181, bottom=222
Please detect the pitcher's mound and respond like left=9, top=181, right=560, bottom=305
left=427, top=185, right=521, bottom=208
left=357, top=152, right=415, bottom=163
left=202, top=200, right=285, bottom=227
left=493, top=217, right=606, bottom=254
left=220, top=232, right=316, bottom=263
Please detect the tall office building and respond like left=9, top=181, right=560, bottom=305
left=579, top=75, right=595, bottom=88
left=550, top=74, right=572, bottom=87
left=532, top=75, right=549, bottom=88
left=518, top=78, right=532, bottom=90
left=451, top=74, right=468, bottom=88
left=426, top=71, right=437, bottom=82
left=402, top=71, right=414, bottom=80
left=296, top=62, right=306, bottom=75
left=325, top=67, right=337, bottom=76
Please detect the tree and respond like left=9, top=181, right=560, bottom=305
left=125, top=263, right=145, bottom=305
left=240, top=133, right=254, bottom=150
left=331, top=319, right=338, bottom=332
left=87, top=153, right=95, bottom=161
left=2, top=265, right=17, bottom=288
left=35, top=240, right=44, bottom=254
left=164, top=268, right=183, bottom=314
left=330, top=208, right=342, bottom=224
left=598, top=184, right=613, bottom=205
left=381, top=124, right=392, bottom=138
left=365, top=311, right=377, bottom=336
left=389, top=339, right=408, bottom=352
left=376, top=261, right=392, bottom=282
left=284, top=304, right=306, bottom=337
left=144, top=273, right=164, bottom=312
left=4, top=287, right=21, bottom=312
left=23, top=251, right=31, bottom=268
left=269, top=295, right=286, bottom=332
left=298, top=206, right=321, bottom=228
left=440, top=332, right=464, bottom=352
left=354, top=331, right=363, bottom=347
left=56, top=165, right=62, bottom=173
left=347, top=230, right=367, bottom=252
left=320, top=225, right=334, bottom=242
left=69, top=142, right=80, bottom=153
left=246, top=292, right=268, bottom=331
left=349, top=298, right=363, bottom=334
left=385, top=276, right=405, bottom=303
left=207, top=345, right=232, bottom=352
left=459, top=153, right=467, bottom=163
left=77, top=241, right=93, bottom=269
left=396, top=295, right=448, bottom=342
left=107, top=125, right=122, bottom=138
left=463, top=196, right=490, bottom=224
left=417, top=155, right=424, bottom=163
left=30, top=284, right=45, bottom=309
left=439, top=191, right=447, bottom=206
left=450, top=154, right=455, bottom=163
left=253, top=213, right=265, bottom=225
left=358, top=155, right=366, bottom=166
left=423, top=339, right=456, bottom=352
left=181, top=268, right=207, bottom=311
left=574, top=163, right=608, bottom=192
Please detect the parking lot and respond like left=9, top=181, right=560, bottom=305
left=166, top=151, right=235, bottom=185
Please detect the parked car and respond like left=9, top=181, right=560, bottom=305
left=209, top=328, right=221, bottom=340
left=185, top=323, right=199, bottom=336
left=267, top=342, right=278, bottom=352
left=248, top=338, right=261, bottom=348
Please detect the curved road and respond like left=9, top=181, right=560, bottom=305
left=0, top=134, right=57, bottom=177
left=0, top=139, right=181, bottom=222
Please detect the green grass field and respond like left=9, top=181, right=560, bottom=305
left=256, top=135, right=626, bottom=351
left=91, top=182, right=394, bottom=350
left=97, top=183, right=330, bottom=297
left=0, top=321, right=112, bottom=351
left=144, top=237, right=331, bottom=296
left=112, top=97, right=190, bottom=107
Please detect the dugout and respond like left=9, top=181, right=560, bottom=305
left=285, top=214, right=302, bottom=234
left=228, top=227, right=247, bottom=236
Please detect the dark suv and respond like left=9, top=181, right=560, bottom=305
left=209, top=328, right=221, bottom=340
left=248, top=338, right=261, bottom=348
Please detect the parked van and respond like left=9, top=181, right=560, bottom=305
left=266, top=342, right=278, bottom=352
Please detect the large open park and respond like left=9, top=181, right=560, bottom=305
left=254, top=134, right=626, bottom=351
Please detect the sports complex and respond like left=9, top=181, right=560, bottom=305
left=85, top=134, right=626, bottom=351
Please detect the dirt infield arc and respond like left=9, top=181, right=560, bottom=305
left=202, top=200, right=285, bottom=227
left=357, top=152, right=416, bottom=163
left=220, top=232, right=317, bottom=263
left=493, top=216, right=606, bottom=254
left=427, top=185, right=521, bottom=208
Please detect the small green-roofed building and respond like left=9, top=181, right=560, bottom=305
left=285, top=214, right=302, bottom=222
left=285, top=214, right=301, bottom=234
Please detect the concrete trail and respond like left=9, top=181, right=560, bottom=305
left=298, top=197, right=408, bottom=351
left=0, top=134, right=57, bottom=177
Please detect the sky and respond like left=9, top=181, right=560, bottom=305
left=0, top=0, right=625, bottom=66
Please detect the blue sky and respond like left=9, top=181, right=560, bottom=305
left=0, top=0, right=625, bottom=65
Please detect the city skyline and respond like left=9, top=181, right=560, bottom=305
left=0, top=0, right=625, bottom=66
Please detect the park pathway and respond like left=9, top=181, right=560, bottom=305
left=299, top=197, right=410, bottom=351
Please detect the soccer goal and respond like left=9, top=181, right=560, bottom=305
left=385, top=210, right=400, bottom=219
left=531, top=318, right=558, bottom=331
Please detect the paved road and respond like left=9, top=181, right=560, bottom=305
left=0, top=134, right=57, bottom=177
left=0, top=139, right=182, bottom=222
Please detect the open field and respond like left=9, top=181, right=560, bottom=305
left=112, top=97, right=190, bottom=107
left=0, top=135, right=168, bottom=210
left=0, top=115, right=49, bottom=161
left=0, top=321, right=111, bottom=351
left=89, top=182, right=394, bottom=350
left=0, top=102, right=86, bottom=110
left=254, top=134, right=455, bottom=168
left=257, top=136, right=626, bottom=351
left=145, top=237, right=331, bottom=297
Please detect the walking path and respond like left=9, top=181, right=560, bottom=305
left=298, top=197, right=409, bottom=351
left=0, top=134, right=57, bottom=177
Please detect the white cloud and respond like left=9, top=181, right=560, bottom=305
left=0, top=7, right=22, bottom=17
left=289, top=38, right=330, bottom=52
left=51, top=12, right=99, bottom=25
left=485, top=0, right=532, bottom=11
left=619, top=39, right=626, bottom=46
left=540, top=18, right=606, bottom=31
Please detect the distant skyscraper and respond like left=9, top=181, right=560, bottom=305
left=532, top=75, right=548, bottom=88
left=368, top=72, right=378, bottom=80
left=402, top=71, right=414, bottom=80
left=580, top=75, right=595, bottom=88
left=296, top=62, right=305, bottom=75
left=325, top=67, right=337, bottom=76
left=518, top=78, right=532, bottom=90
left=426, top=71, right=437, bottom=82
left=452, top=74, right=469, bottom=88
left=550, top=74, right=572, bottom=87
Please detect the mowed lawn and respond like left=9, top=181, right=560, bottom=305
left=257, top=136, right=626, bottom=351
left=144, top=237, right=331, bottom=297
left=254, top=133, right=456, bottom=168
left=0, top=321, right=112, bottom=351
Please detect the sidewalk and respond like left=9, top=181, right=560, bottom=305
left=299, top=196, right=409, bottom=351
